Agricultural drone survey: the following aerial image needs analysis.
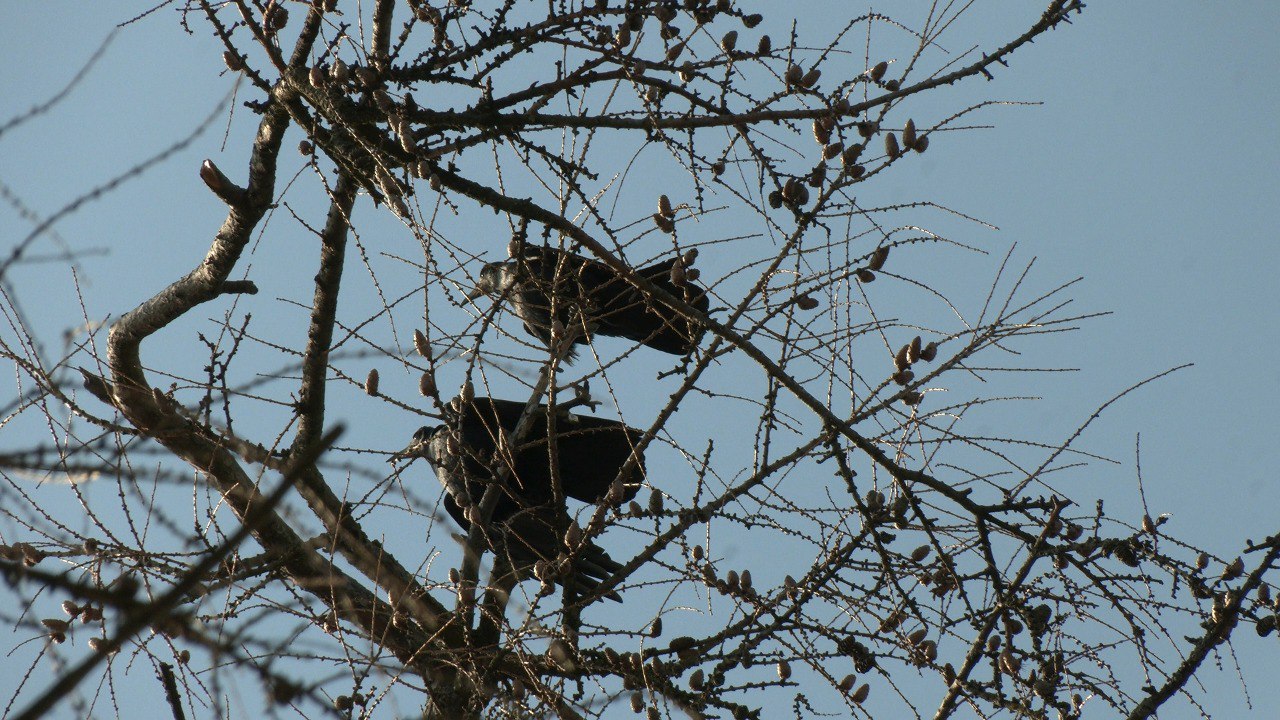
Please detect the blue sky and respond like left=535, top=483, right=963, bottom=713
left=1, top=2, right=1278, bottom=717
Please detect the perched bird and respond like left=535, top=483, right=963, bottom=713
left=467, top=245, right=708, bottom=361
left=394, top=396, right=645, bottom=600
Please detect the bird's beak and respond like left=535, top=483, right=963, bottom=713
left=464, top=285, right=486, bottom=301
left=389, top=439, right=424, bottom=464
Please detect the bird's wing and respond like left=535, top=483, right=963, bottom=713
left=546, top=420, right=646, bottom=504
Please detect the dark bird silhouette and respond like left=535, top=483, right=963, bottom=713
left=466, top=245, right=708, bottom=361
left=394, top=396, right=645, bottom=601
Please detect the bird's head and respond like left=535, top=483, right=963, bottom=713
left=466, top=261, right=517, bottom=300
left=389, top=425, right=444, bottom=463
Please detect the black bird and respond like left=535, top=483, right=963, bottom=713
left=467, top=245, right=708, bottom=361
left=395, top=396, right=645, bottom=600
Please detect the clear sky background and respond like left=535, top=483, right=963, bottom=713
left=1, top=2, right=1278, bottom=717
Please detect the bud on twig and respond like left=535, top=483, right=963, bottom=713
left=658, top=194, right=674, bottom=219
left=785, top=64, right=803, bottom=87
left=868, top=245, right=889, bottom=271
left=670, top=262, right=686, bottom=286
left=606, top=478, right=625, bottom=506
left=841, top=144, right=863, bottom=168
left=894, top=343, right=911, bottom=372
left=852, top=683, right=870, bottom=703
left=331, top=58, right=349, bottom=84
left=813, top=119, right=831, bottom=145
left=413, top=329, right=430, bottom=357
left=648, top=489, right=664, bottom=515
left=690, top=669, right=705, bottom=690
left=903, top=119, right=917, bottom=150
left=885, top=132, right=900, bottom=159
left=1223, top=557, right=1244, bottom=581
left=264, top=2, right=288, bottom=32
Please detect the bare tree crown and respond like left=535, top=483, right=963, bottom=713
left=1, top=2, right=1276, bottom=719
